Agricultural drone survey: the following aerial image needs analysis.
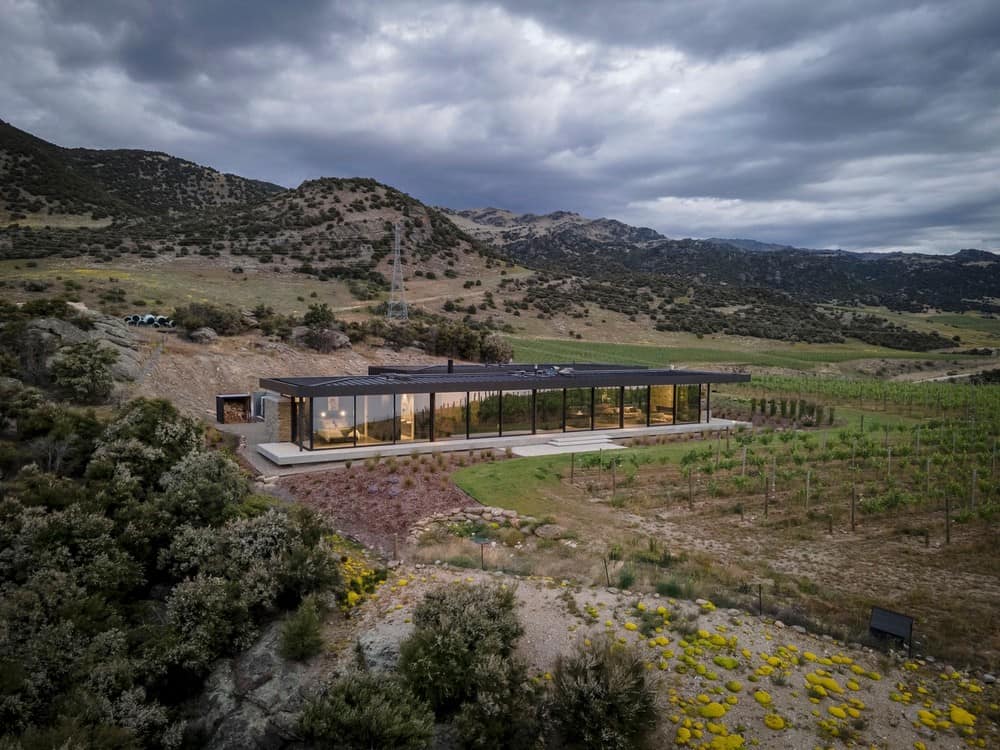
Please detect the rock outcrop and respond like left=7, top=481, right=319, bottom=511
left=24, top=313, right=142, bottom=381
left=183, top=621, right=322, bottom=750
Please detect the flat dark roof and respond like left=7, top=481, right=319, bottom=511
left=261, top=362, right=749, bottom=397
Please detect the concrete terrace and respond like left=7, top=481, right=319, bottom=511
left=256, top=418, right=748, bottom=467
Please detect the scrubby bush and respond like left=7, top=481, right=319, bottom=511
left=399, top=583, right=521, bottom=713
left=0, top=391, right=346, bottom=746
left=479, top=332, right=512, bottom=364
left=172, top=302, right=244, bottom=335
left=299, top=671, right=434, bottom=750
left=86, top=398, right=201, bottom=489
left=550, top=637, right=658, bottom=750
left=280, top=595, right=324, bottom=660
left=453, top=652, right=543, bottom=749
left=159, top=451, right=249, bottom=524
left=49, top=340, right=119, bottom=403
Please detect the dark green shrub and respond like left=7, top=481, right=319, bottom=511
left=399, top=583, right=521, bottom=713
left=280, top=595, right=324, bottom=660
left=453, top=653, right=543, bottom=749
left=299, top=671, right=433, bottom=750
left=617, top=566, right=635, bottom=590
left=172, top=303, right=244, bottom=335
left=550, top=638, right=658, bottom=750
left=49, top=341, right=118, bottom=403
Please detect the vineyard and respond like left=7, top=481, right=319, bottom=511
left=735, top=374, right=1000, bottom=416
left=455, top=379, right=1000, bottom=669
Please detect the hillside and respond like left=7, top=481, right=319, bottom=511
left=445, top=207, right=663, bottom=246
left=0, top=122, right=994, bottom=355
left=451, top=208, right=1000, bottom=314
left=0, top=119, right=284, bottom=225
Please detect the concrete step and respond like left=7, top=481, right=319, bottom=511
left=548, top=433, right=614, bottom=446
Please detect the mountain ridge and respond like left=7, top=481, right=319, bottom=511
left=0, top=119, right=285, bottom=224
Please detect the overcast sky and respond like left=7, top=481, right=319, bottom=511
left=2, top=0, right=999, bottom=253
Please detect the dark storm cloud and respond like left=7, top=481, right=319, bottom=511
left=1, top=0, right=998, bottom=252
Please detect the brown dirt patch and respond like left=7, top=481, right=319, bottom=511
left=280, top=455, right=498, bottom=555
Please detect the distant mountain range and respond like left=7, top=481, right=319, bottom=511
left=442, top=207, right=1000, bottom=313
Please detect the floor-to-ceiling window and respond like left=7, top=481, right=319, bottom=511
left=397, top=393, right=431, bottom=442
left=594, top=386, right=622, bottom=429
left=357, top=394, right=395, bottom=444
left=501, top=390, right=533, bottom=436
left=622, top=385, right=648, bottom=427
left=675, top=384, right=701, bottom=423
left=565, top=387, right=592, bottom=430
left=649, top=385, right=674, bottom=425
left=468, top=390, right=501, bottom=438
left=434, top=391, right=467, bottom=439
left=535, top=389, right=563, bottom=432
left=312, top=395, right=356, bottom=448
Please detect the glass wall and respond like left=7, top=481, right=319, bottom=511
left=649, top=385, right=674, bottom=425
left=397, top=393, right=431, bottom=442
left=312, top=396, right=356, bottom=448
left=675, top=384, right=701, bottom=424
left=294, top=380, right=708, bottom=449
left=469, top=390, right=501, bottom=438
left=622, top=386, right=648, bottom=427
left=501, top=390, right=533, bottom=436
left=594, top=386, right=622, bottom=429
left=565, top=388, right=592, bottom=430
left=357, top=394, right=395, bottom=444
left=535, top=389, right=563, bottom=432
left=434, top=391, right=467, bottom=439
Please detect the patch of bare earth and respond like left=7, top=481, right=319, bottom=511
left=131, top=329, right=456, bottom=418
left=280, top=455, right=488, bottom=555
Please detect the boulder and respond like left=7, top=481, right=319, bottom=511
left=534, top=523, right=567, bottom=539
left=184, top=621, right=320, bottom=749
left=291, top=326, right=351, bottom=352
left=189, top=327, right=219, bottom=344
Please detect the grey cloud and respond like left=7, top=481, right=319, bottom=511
left=1, top=0, right=998, bottom=252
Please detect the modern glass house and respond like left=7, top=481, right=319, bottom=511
left=259, top=362, right=749, bottom=452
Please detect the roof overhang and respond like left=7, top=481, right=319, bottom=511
left=260, top=367, right=749, bottom=398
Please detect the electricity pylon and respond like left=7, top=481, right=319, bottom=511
left=387, top=222, right=408, bottom=321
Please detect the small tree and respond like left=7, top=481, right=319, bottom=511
left=50, top=341, right=118, bottom=403
left=303, top=303, right=336, bottom=330
left=479, top=333, right=513, bottom=364
left=280, top=595, right=324, bottom=660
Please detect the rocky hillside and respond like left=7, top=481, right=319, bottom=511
left=445, top=207, right=662, bottom=246
left=451, top=208, right=1000, bottom=313
left=0, top=119, right=283, bottom=224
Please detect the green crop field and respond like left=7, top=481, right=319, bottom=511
left=508, top=336, right=966, bottom=370
left=927, top=313, right=1000, bottom=335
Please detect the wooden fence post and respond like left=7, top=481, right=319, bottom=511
left=851, top=485, right=856, bottom=531
left=945, top=494, right=951, bottom=545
